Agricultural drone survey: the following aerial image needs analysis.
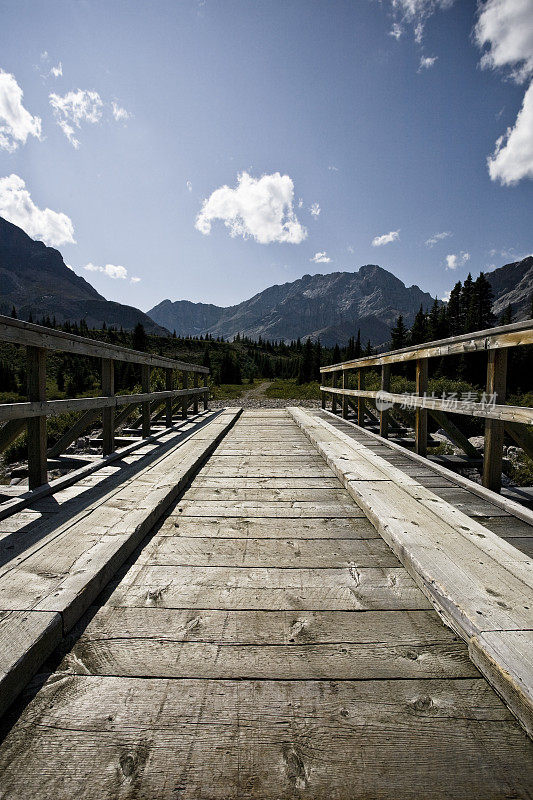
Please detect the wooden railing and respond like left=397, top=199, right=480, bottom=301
left=0, top=315, right=209, bottom=489
left=320, top=319, right=533, bottom=493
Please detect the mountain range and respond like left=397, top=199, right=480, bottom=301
left=148, top=267, right=438, bottom=346
left=0, top=217, right=166, bottom=335
left=0, top=214, right=531, bottom=346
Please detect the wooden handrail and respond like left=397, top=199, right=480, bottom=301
left=320, top=320, right=533, bottom=494
left=0, top=315, right=210, bottom=489
left=0, top=315, right=209, bottom=372
left=320, top=319, right=533, bottom=373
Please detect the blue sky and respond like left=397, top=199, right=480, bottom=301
left=0, top=0, right=532, bottom=310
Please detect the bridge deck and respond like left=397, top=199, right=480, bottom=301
left=0, top=409, right=531, bottom=798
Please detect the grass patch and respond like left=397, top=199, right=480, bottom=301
left=264, top=379, right=321, bottom=400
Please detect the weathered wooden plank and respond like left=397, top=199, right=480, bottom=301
left=63, top=607, right=476, bottom=680
left=174, top=500, right=367, bottom=518
left=110, top=564, right=431, bottom=611
left=160, top=516, right=380, bottom=540
left=470, top=630, right=533, bottom=737
left=191, top=476, right=342, bottom=489
left=181, top=487, right=354, bottom=503
left=0, top=610, right=61, bottom=718
left=0, top=676, right=531, bottom=799
left=134, top=535, right=399, bottom=568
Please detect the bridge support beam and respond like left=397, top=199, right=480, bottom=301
left=141, top=365, right=151, bottom=438
left=182, top=370, right=189, bottom=419
left=342, top=371, right=348, bottom=419
left=165, top=369, right=173, bottom=427
left=26, top=346, right=47, bottom=489
left=101, top=358, right=115, bottom=455
left=357, top=369, right=365, bottom=427
left=415, top=358, right=428, bottom=456
left=380, top=364, right=390, bottom=439
left=483, top=348, right=507, bottom=493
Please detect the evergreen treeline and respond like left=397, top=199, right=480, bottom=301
left=1, top=314, right=375, bottom=396
left=389, top=272, right=532, bottom=391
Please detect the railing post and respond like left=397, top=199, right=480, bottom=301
left=483, top=348, right=507, bottom=492
left=357, top=369, right=365, bottom=427
left=26, top=346, right=47, bottom=489
left=165, top=368, right=173, bottom=427
left=342, top=371, right=348, bottom=419
left=203, top=373, right=208, bottom=410
left=415, top=358, right=428, bottom=456
left=380, top=364, right=390, bottom=438
left=321, top=373, right=326, bottom=409
left=141, top=364, right=151, bottom=438
left=182, top=370, right=189, bottom=419
left=332, top=371, right=338, bottom=415
left=101, top=358, right=115, bottom=455
left=193, top=372, right=199, bottom=414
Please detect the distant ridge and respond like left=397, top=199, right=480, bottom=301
left=148, top=265, right=437, bottom=346
left=0, top=216, right=168, bottom=334
left=487, top=256, right=533, bottom=321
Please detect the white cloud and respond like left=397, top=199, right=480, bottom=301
left=441, top=289, right=452, bottom=302
left=328, top=165, right=339, bottom=172
left=488, top=75, right=533, bottom=185
left=419, top=55, right=438, bottom=70
left=49, top=89, right=103, bottom=147
left=372, top=229, right=400, bottom=246
left=388, top=0, right=455, bottom=43
left=111, top=101, right=131, bottom=122
left=310, top=252, right=331, bottom=263
left=310, top=202, right=321, bottom=217
left=475, top=0, right=533, bottom=185
left=84, top=262, right=128, bottom=279
left=186, top=180, right=193, bottom=192
left=425, top=230, right=451, bottom=246
left=0, top=174, right=75, bottom=246
left=50, top=62, right=62, bottom=78
left=130, top=276, right=141, bottom=284
left=347, top=245, right=355, bottom=254
left=389, top=22, right=403, bottom=39
left=195, top=171, right=307, bottom=244
left=0, top=70, right=42, bottom=152
left=445, top=251, right=470, bottom=270
left=475, top=0, right=533, bottom=84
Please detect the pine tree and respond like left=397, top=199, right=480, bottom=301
left=499, top=303, right=513, bottom=326
left=427, top=298, right=441, bottom=341
left=10, top=306, right=17, bottom=319
left=332, top=343, right=341, bottom=364
left=409, top=305, right=428, bottom=345
left=390, top=315, right=407, bottom=349
left=472, top=272, right=494, bottom=331
left=298, top=338, right=314, bottom=384
left=132, top=322, right=148, bottom=351
left=447, top=281, right=462, bottom=335
left=355, top=329, right=362, bottom=358
left=462, top=273, right=477, bottom=332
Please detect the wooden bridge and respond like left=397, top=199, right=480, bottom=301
left=0, top=315, right=532, bottom=798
